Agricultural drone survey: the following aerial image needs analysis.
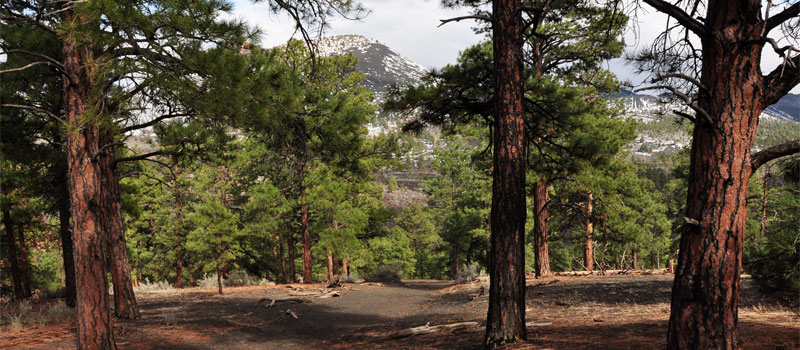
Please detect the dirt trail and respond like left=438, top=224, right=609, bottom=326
left=2, top=275, right=797, bottom=349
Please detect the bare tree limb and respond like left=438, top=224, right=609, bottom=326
left=635, top=85, right=713, bottom=125
left=0, top=14, right=56, bottom=34
left=653, top=73, right=707, bottom=91
left=762, top=53, right=800, bottom=106
left=123, top=113, right=191, bottom=133
left=0, top=61, right=55, bottom=75
left=751, top=140, right=800, bottom=171
left=1, top=103, right=63, bottom=123
left=765, top=3, right=799, bottom=33
left=641, top=0, right=708, bottom=37
left=438, top=15, right=492, bottom=27
left=113, top=151, right=164, bottom=166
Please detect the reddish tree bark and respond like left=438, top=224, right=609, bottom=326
left=485, top=0, right=527, bottom=346
left=300, top=185, right=312, bottom=283
left=2, top=199, right=25, bottom=300
left=279, top=225, right=287, bottom=284
left=584, top=192, right=594, bottom=271
left=62, top=8, right=117, bottom=348
left=647, top=1, right=800, bottom=349
left=15, top=222, right=32, bottom=298
left=632, top=251, right=638, bottom=270
left=288, top=224, right=297, bottom=283
left=532, top=181, right=551, bottom=277
left=326, top=248, right=334, bottom=281
left=341, top=258, right=349, bottom=279
left=57, top=177, right=78, bottom=307
left=99, top=140, right=139, bottom=319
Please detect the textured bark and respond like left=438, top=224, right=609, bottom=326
left=341, top=258, right=349, bottom=279
left=485, top=0, right=527, bottom=346
left=584, top=192, right=594, bottom=271
left=326, top=249, right=334, bottom=281
left=99, top=138, right=139, bottom=319
left=2, top=200, right=25, bottom=300
left=217, top=267, right=223, bottom=295
left=57, top=173, right=77, bottom=307
left=632, top=251, right=638, bottom=270
left=62, top=8, right=117, bottom=348
left=279, top=225, right=287, bottom=284
left=533, top=181, right=551, bottom=277
left=288, top=224, right=297, bottom=283
left=300, top=185, right=312, bottom=283
left=665, top=2, right=795, bottom=349
left=451, top=246, right=461, bottom=279
left=16, top=223, right=32, bottom=298
left=172, top=166, right=185, bottom=289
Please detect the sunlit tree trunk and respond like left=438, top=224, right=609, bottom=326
left=584, top=192, right=594, bottom=271
left=485, top=0, right=527, bottom=346
left=62, top=8, right=117, bottom=347
left=533, top=181, right=551, bottom=277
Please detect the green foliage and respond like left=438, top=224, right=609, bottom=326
left=745, top=159, right=800, bottom=305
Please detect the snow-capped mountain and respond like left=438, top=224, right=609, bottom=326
left=317, top=35, right=428, bottom=104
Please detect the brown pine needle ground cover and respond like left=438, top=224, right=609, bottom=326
left=1, top=275, right=797, bottom=349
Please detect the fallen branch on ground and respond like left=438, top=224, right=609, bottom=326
left=554, top=268, right=669, bottom=276
left=385, top=322, right=480, bottom=339
left=528, top=279, right=559, bottom=289
left=252, top=297, right=311, bottom=308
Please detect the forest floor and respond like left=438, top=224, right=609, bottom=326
left=2, top=274, right=797, bottom=350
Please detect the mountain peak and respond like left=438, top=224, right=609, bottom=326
left=316, top=34, right=428, bottom=101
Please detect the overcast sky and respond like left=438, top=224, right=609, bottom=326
left=227, top=0, right=799, bottom=93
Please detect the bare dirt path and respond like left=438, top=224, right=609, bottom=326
left=2, top=275, right=797, bottom=349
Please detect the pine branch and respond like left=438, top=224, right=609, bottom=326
left=765, top=3, right=799, bottom=33
left=635, top=85, right=713, bottom=125
left=641, top=0, right=708, bottom=37
left=438, top=15, right=492, bottom=27
left=123, top=113, right=191, bottom=133
left=0, top=61, right=54, bottom=74
left=1, top=103, right=63, bottom=123
left=751, top=140, right=800, bottom=171
left=762, top=53, right=800, bottom=107
left=113, top=151, right=165, bottom=166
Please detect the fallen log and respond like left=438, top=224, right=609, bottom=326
left=386, top=322, right=480, bottom=339
left=554, top=268, right=669, bottom=276
left=253, top=297, right=312, bottom=308
left=528, top=279, right=559, bottom=289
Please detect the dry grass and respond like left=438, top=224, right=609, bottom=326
left=0, top=300, right=74, bottom=332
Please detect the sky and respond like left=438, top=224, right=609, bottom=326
left=226, top=0, right=799, bottom=93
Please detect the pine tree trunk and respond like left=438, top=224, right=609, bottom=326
left=288, top=225, right=297, bottom=283
left=326, top=249, right=334, bottom=281
left=451, top=246, right=460, bottom=279
left=300, top=185, right=312, bottom=283
left=485, top=0, right=527, bottom=346
left=342, top=258, right=349, bottom=279
left=99, top=141, right=139, bottom=319
left=584, top=192, right=594, bottom=271
left=2, top=201, right=25, bottom=300
left=667, top=3, right=772, bottom=348
left=173, top=167, right=184, bottom=289
left=62, top=9, right=117, bottom=347
left=758, top=170, right=768, bottom=244
left=632, top=251, right=638, bottom=270
left=533, top=181, right=552, bottom=277
left=176, top=251, right=184, bottom=289
left=57, top=174, right=77, bottom=307
left=272, top=230, right=281, bottom=283
left=279, top=225, right=287, bottom=284
left=217, top=267, right=223, bottom=295
left=16, top=223, right=32, bottom=298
